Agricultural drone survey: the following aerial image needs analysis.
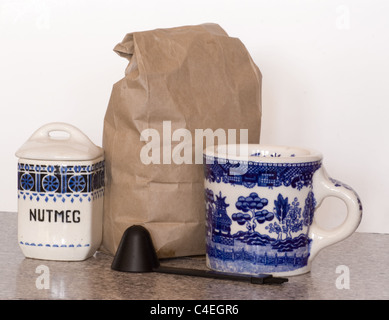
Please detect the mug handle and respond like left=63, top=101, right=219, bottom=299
left=308, top=166, right=363, bottom=264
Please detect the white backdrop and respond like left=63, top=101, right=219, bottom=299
left=1, top=0, right=388, bottom=233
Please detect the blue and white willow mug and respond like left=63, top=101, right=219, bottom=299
left=203, top=144, right=362, bottom=276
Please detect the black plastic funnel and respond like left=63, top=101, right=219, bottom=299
left=111, top=225, right=160, bottom=272
left=111, top=225, right=288, bottom=285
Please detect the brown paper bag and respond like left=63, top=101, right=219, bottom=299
left=102, top=23, right=262, bottom=258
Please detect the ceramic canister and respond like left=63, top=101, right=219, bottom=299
left=16, top=123, right=104, bottom=261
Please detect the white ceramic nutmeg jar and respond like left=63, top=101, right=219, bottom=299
left=15, top=123, right=104, bottom=261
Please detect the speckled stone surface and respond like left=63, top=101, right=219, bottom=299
left=1, top=211, right=388, bottom=300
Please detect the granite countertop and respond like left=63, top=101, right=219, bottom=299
left=1, top=211, right=388, bottom=300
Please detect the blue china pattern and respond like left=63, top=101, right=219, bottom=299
left=18, top=161, right=105, bottom=203
left=19, top=241, right=90, bottom=248
left=329, top=177, right=363, bottom=212
left=204, top=155, right=321, bottom=190
left=204, top=156, right=321, bottom=274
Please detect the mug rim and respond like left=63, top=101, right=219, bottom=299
left=203, top=144, right=322, bottom=163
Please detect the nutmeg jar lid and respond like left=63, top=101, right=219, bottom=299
left=15, top=122, right=103, bottom=161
